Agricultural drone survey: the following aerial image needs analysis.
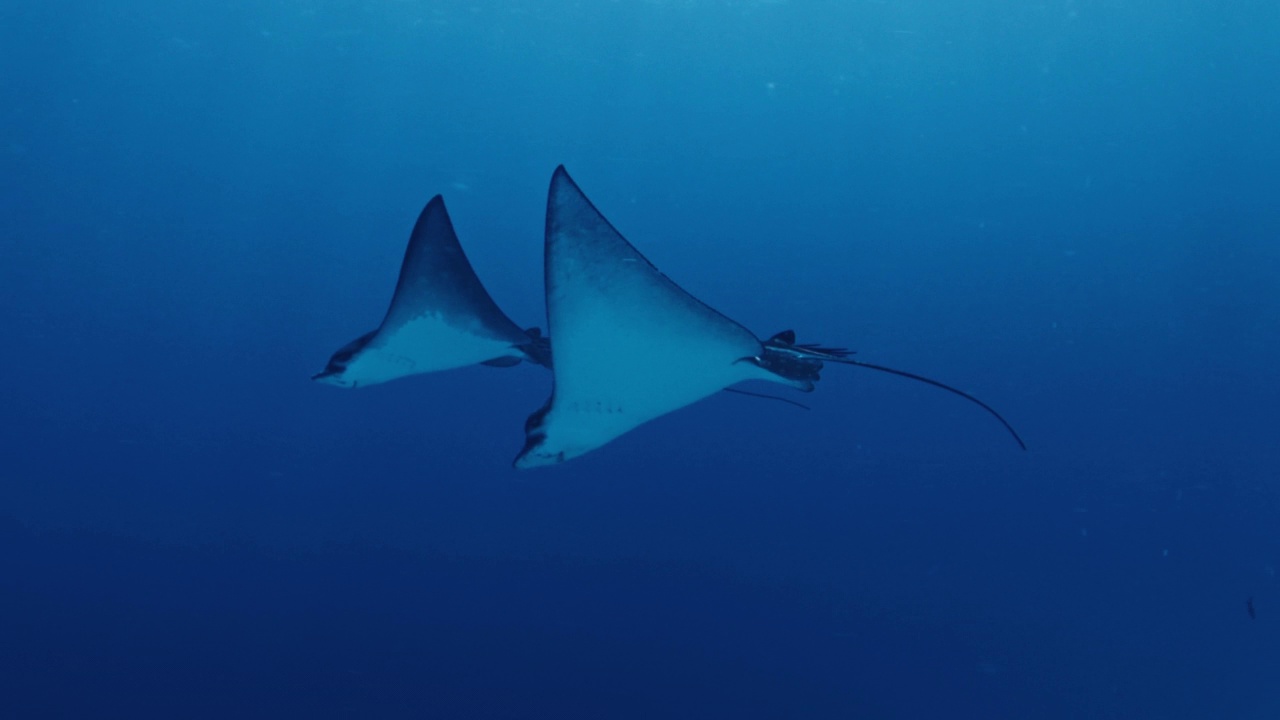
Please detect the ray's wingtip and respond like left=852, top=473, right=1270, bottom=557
left=549, top=164, right=579, bottom=193
left=414, top=193, right=450, bottom=226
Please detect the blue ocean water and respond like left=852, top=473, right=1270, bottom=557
left=2, top=0, right=1278, bottom=717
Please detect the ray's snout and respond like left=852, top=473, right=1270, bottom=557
left=311, top=369, right=353, bottom=387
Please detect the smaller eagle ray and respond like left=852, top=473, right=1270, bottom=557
left=515, top=166, right=1025, bottom=468
left=313, top=195, right=548, bottom=388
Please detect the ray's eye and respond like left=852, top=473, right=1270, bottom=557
left=323, top=352, right=352, bottom=374
left=326, top=330, right=378, bottom=370
left=524, top=401, right=552, bottom=432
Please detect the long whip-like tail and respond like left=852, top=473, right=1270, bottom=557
left=825, top=356, right=1027, bottom=451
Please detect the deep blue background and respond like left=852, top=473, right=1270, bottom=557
left=3, top=1, right=1278, bottom=717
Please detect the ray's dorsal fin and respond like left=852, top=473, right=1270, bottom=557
left=514, top=166, right=805, bottom=468
left=313, top=195, right=542, bottom=388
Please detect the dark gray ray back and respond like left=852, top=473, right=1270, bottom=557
left=543, top=166, right=762, bottom=352
left=382, top=195, right=528, bottom=344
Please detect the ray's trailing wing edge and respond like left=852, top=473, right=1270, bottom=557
left=761, top=330, right=1028, bottom=450
left=514, top=166, right=814, bottom=469
left=313, top=195, right=548, bottom=388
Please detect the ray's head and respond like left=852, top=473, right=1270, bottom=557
left=513, top=400, right=569, bottom=469
left=311, top=331, right=377, bottom=388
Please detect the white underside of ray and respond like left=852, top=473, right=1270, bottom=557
left=340, top=315, right=522, bottom=387
left=537, top=292, right=785, bottom=463
left=517, top=167, right=801, bottom=466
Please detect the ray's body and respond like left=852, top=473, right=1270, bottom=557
left=515, top=167, right=1024, bottom=467
left=313, top=196, right=547, bottom=388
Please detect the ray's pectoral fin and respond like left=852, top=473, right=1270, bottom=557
left=314, top=195, right=544, bottom=388
left=514, top=166, right=800, bottom=469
